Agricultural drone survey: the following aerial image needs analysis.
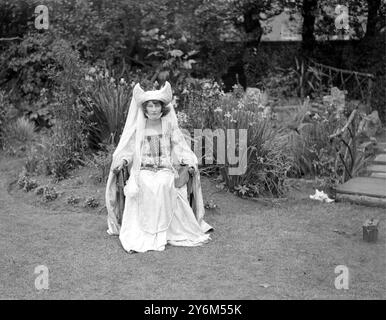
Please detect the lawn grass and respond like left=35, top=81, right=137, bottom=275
left=0, top=153, right=385, bottom=299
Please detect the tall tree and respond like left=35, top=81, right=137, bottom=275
left=301, top=0, right=318, bottom=54
left=363, top=0, right=383, bottom=40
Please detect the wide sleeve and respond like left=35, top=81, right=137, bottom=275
left=170, top=127, right=197, bottom=168
left=116, top=132, right=136, bottom=166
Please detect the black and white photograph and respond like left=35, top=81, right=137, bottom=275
left=0, top=0, right=385, bottom=304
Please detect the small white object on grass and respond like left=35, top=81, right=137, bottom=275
left=309, top=189, right=334, bottom=203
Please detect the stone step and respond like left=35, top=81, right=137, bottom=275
left=374, top=142, right=386, bottom=153
left=366, top=164, right=386, bottom=173
left=335, top=177, right=386, bottom=199
left=335, top=193, right=386, bottom=208
left=373, top=154, right=386, bottom=165
left=371, top=172, right=386, bottom=179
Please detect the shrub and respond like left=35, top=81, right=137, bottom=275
left=182, top=82, right=291, bottom=197
left=2, top=116, right=37, bottom=156
left=47, top=113, right=87, bottom=181
left=0, top=91, right=7, bottom=148
left=85, top=197, right=99, bottom=208
left=82, top=69, right=132, bottom=146
left=17, top=171, right=38, bottom=192
left=36, top=186, right=58, bottom=202
left=228, top=118, right=291, bottom=197
left=67, top=196, right=81, bottom=205
left=4, top=117, right=36, bottom=144
left=179, top=78, right=225, bottom=131
left=284, top=108, right=341, bottom=178
left=84, top=143, right=115, bottom=184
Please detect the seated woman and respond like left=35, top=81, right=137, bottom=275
left=105, top=81, right=212, bottom=253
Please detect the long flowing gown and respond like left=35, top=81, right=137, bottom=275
left=119, top=132, right=211, bottom=253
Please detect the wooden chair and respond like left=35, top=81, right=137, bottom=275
left=114, top=165, right=194, bottom=226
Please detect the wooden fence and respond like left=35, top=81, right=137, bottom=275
left=304, top=58, right=375, bottom=113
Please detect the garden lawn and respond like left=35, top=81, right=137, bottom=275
left=0, top=153, right=385, bottom=299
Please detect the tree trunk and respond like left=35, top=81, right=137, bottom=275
left=364, top=0, right=381, bottom=40
left=301, top=0, right=318, bottom=55
left=240, top=8, right=263, bottom=88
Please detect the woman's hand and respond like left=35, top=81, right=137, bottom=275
left=113, top=159, right=128, bottom=175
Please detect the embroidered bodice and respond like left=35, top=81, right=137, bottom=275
left=141, top=133, right=173, bottom=169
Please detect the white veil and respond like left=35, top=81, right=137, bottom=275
left=105, top=81, right=212, bottom=235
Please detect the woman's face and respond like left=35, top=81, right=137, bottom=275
left=143, top=100, right=162, bottom=120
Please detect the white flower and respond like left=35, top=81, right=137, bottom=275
left=224, top=112, right=231, bottom=118
left=89, top=67, right=96, bottom=74
left=120, top=78, right=126, bottom=85
left=203, top=83, right=211, bottom=90
left=214, top=107, right=223, bottom=112
left=110, top=77, right=115, bottom=83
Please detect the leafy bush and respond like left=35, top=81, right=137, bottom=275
left=82, top=69, right=132, bottom=146
left=2, top=116, right=37, bottom=155
left=141, top=28, right=199, bottom=93
left=42, top=186, right=58, bottom=202
left=0, top=91, right=8, bottom=148
left=85, top=197, right=99, bottom=208
left=17, top=171, right=38, bottom=192
left=284, top=100, right=343, bottom=178
left=179, top=78, right=225, bottom=131
left=35, top=185, right=58, bottom=202
left=84, top=143, right=115, bottom=184
left=282, top=92, right=371, bottom=189
left=4, top=117, right=37, bottom=143
left=371, top=74, right=386, bottom=124
left=67, top=196, right=81, bottom=205
left=182, top=81, right=291, bottom=197
left=0, top=32, right=56, bottom=109
left=42, top=39, right=89, bottom=180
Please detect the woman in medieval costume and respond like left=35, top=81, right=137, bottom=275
left=105, top=81, right=212, bottom=253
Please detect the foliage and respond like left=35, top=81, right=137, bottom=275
left=85, top=197, right=100, bottom=208
left=0, top=91, right=9, bottom=148
left=84, top=143, right=115, bottom=184
left=49, top=109, right=87, bottom=181
left=1, top=116, right=37, bottom=156
left=82, top=68, right=133, bottom=146
left=44, top=39, right=89, bottom=180
left=17, top=171, right=38, bottom=192
left=284, top=98, right=344, bottom=178
left=282, top=90, right=372, bottom=189
left=35, top=185, right=58, bottom=202
left=141, top=28, right=199, bottom=93
left=179, top=78, right=225, bottom=131
left=3, top=117, right=36, bottom=143
left=181, top=81, right=291, bottom=197
left=372, top=74, right=386, bottom=124
left=67, top=196, right=81, bottom=205
left=260, top=68, right=299, bottom=100
left=314, top=0, right=386, bottom=41
left=0, top=32, right=56, bottom=109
